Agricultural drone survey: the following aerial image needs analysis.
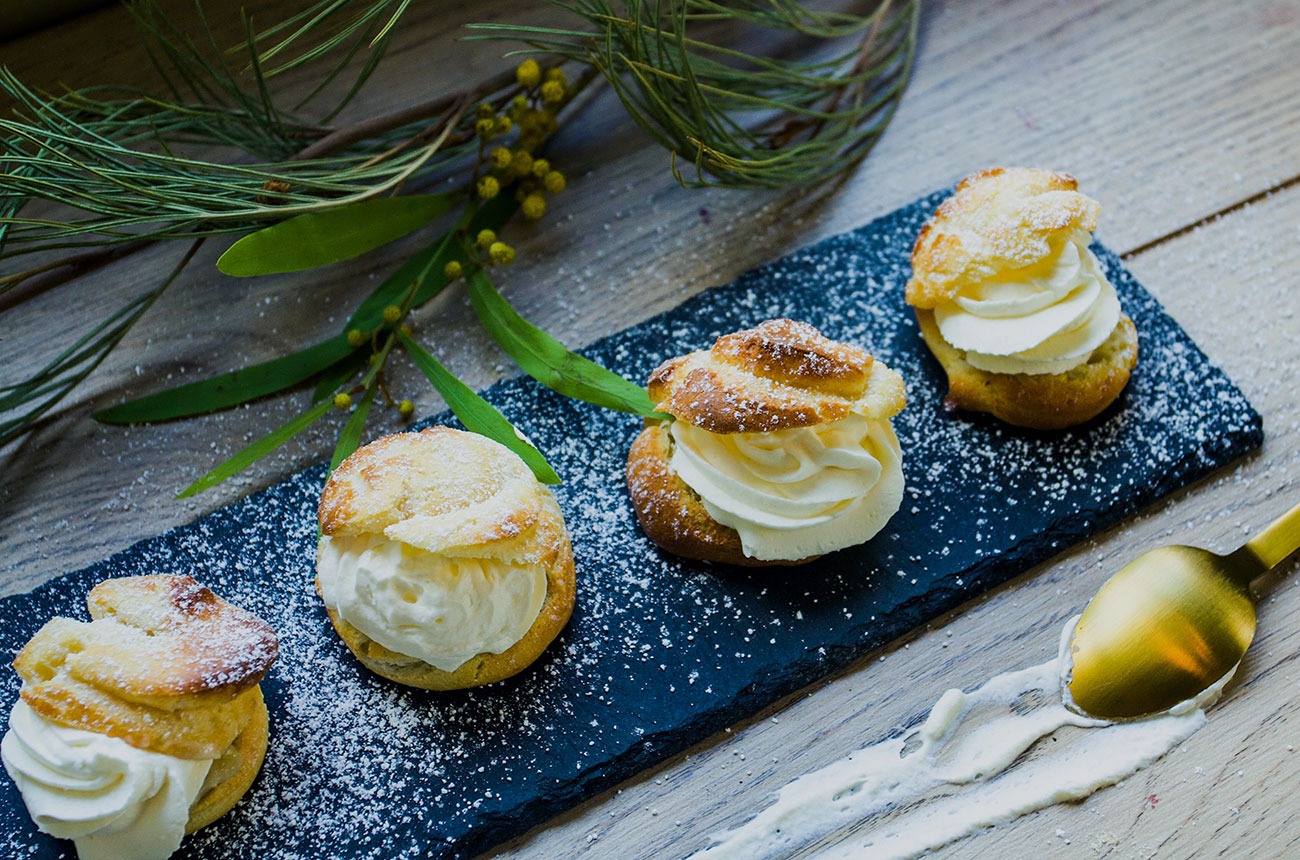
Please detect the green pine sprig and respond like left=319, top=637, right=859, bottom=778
left=469, top=0, right=918, bottom=187
left=100, top=62, right=657, bottom=494
left=1, top=0, right=918, bottom=488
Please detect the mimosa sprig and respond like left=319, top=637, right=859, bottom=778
left=1, top=0, right=918, bottom=485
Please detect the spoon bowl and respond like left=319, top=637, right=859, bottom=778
left=1066, top=500, right=1300, bottom=720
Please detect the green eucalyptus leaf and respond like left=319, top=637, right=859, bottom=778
left=94, top=337, right=353, bottom=424
left=177, top=398, right=333, bottom=498
left=217, top=193, right=457, bottom=276
left=329, top=385, right=376, bottom=473
left=464, top=268, right=659, bottom=417
left=93, top=194, right=522, bottom=426
left=398, top=331, right=560, bottom=485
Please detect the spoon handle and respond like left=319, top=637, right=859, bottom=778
left=1241, top=497, right=1300, bottom=572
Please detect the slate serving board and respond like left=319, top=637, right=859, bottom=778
left=0, top=189, right=1263, bottom=860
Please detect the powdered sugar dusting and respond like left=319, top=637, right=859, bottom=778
left=0, top=190, right=1261, bottom=859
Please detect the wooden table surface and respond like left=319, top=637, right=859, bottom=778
left=3, top=1, right=1299, bottom=858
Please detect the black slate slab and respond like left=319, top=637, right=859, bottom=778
left=0, top=189, right=1263, bottom=860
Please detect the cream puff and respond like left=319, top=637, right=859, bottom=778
left=906, top=167, right=1138, bottom=429
left=1, top=575, right=278, bottom=860
left=626, top=318, right=907, bottom=566
left=316, top=427, right=575, bottom=690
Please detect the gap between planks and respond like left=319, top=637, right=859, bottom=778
left=1122, top=171, right=1300, bottom=261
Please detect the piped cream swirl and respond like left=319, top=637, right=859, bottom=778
left=316, top=535, right=546, bottom=672
left=1, top=700, right=211, bottom=860
left=668, top=414, right=904, bottom=561
left=933, top=231, right=1120, bottom=375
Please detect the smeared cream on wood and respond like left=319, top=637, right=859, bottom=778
left=693, top=618, right=1232, bottom=860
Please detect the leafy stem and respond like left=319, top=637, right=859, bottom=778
left=2, top=0, right=919, bottom=494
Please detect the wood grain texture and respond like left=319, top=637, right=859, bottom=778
left=2, top=0, right=1299, bottom=857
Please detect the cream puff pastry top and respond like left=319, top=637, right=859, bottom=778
left=648, top=319, right=907, bottom=560
left=907, top=167, right=1121, bottom=375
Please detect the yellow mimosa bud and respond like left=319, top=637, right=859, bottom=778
left=511, top=150, right=534, bottom=177
left=489, top=241, right=516, bottom=264
left=516, top=59, right=541, bottom=88
left=476, top=175, right=501, bottom=199
left=543, top=170, right=566, bottom=193
left=540, top=80, right=565, bottom=105
left=521, top=193, right=546, bottom=220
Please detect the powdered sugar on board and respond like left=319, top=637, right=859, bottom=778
left=0, top=190, right=1262, bottom=859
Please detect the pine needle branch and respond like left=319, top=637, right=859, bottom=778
left=470, top=0, right=919, bottom=188
left=1, top=0, right=920, bottom=477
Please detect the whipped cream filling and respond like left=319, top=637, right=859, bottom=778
left=1, top=700, right=211, bottom=860
left=933, top=230, right=1121, bottom=375
left=669, top=414, right=904, bottom=561
left=317, top=534, right=546, bottom=672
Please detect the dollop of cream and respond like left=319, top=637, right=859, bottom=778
left=317, top=534, right=546, bottom=672
left=1, top=700, right=211, bottom=860
left=668, top=414, right=904, bottom=561
left=690, top=616, right=1232, bottom=860
left=933, top=230, right=1121, bottom=375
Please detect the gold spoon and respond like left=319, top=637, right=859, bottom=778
left=1066, top=498, right=1300, bottom=719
